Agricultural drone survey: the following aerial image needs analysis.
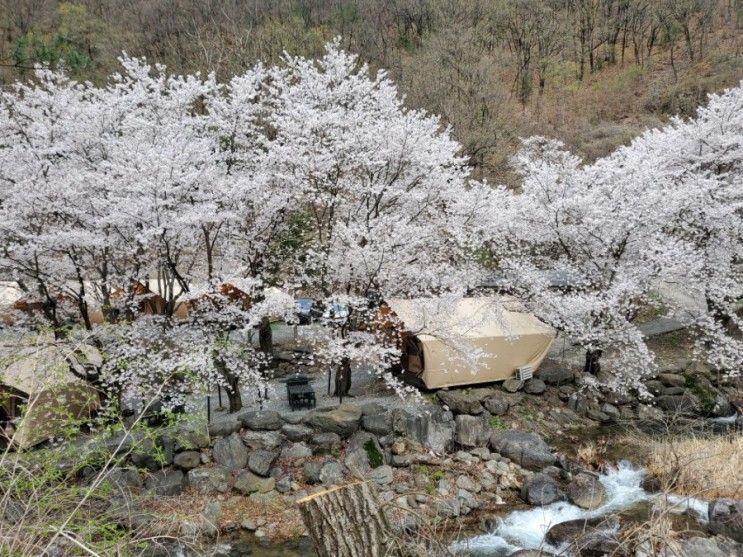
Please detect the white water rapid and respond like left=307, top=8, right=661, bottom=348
left=452, top=461, right=709, bottom=557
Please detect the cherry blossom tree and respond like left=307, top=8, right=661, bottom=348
left=99, top=281, right=295, bottom=413
left=0, top=66, right=109, bottom=333
left=628, top=82, right=743, bottom=377
left=265, top=42, right=490, bottom=397
left=0, top=56, right=222, bottom=329
left=489, top=83, right=743, bottom=391
left=488, top=136, right=697, bottom=392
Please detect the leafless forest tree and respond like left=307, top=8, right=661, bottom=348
left=1, top=0, right=741, bottom=181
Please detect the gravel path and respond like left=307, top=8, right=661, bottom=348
left=203, top=323, right=422, bottom=423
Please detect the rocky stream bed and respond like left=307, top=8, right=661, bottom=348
left=74, top=351, right=742, bottom=557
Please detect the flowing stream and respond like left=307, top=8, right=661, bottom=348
left=452, top=461, right=709, bottom=557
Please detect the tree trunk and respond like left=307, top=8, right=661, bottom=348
left=214, top=347, right=243, bottom=412
left=297, top=482, right=401, bottom=557
left=334, top=357, right=352, bottom=400
left=584, top=349, right=602, bottom=375
left=258, top=317, right=273, bottom=358
left=706, top=296, right=732, bottom=331
left=226, top=376, right=242, bottom=413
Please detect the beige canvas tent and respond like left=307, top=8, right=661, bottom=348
left=0, top=339, right=101, bottom=449
left=388, top=296, right=555, bottom=389
left=0, top=280, right=189, bottom=325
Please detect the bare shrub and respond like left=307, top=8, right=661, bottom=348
left=642, top=431, right=743, bottom=500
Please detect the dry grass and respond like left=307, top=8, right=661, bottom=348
left=640, top=432, right=743, bottom=499
left=617, top=513, right=686, bottom=557
left=575, top=439, right=610, bottom=470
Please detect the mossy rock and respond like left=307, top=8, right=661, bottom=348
left=364, top=438, right=383, bottom=468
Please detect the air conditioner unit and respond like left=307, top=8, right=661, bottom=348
left=517, top=365, right=534, bottom=381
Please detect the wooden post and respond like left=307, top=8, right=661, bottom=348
left=297, top=482, right=401, bottom=557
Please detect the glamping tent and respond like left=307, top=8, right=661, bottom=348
left=0, top=339, right=101, bottom=449
left=0, top=280, right=189, bottom=326
left=387, top=296, right=555, bottom=389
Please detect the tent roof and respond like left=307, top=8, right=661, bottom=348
left=1, top=339, right=102, bottom=395
left=0, top=281, right=23, bottom=307
left=386, top=296, right=554, bottom=340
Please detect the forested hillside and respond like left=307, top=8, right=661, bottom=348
left=1, top=0, right=741, bottom=183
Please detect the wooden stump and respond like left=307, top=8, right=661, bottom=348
left=297, top=481, right=401, bottom=557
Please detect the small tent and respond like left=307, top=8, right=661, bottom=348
left=387, top=296, right=555, bottom=389
left=0, top=339, right=101, bottom=449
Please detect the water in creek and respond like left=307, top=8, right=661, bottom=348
left=452, top=461, right=708, bottom=557
left=174, top=537, right=316, bottom=557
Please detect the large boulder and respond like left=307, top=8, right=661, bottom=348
left=658, top=373, right=686, bottom=388
left=319, top=460, right=346, bottom=486
left=241, top=430, right=283, bottom=450
left=655, top=393, right=701, bottom=415
left=212, top=432, right=248, bottom=470
left=280, top=442, right=313, bottom=460
left=436, top=390, right=485, bottom=415
left=145, top=469, right=184, bottom=496
left=490, top=430, right=555, bottom=471
left=682, top=536, right=743, bottom=557
left=393, top=406, right=454, bottom=454
left=106, top=467, right=143, bottom=490
left=360, top=402, right=387, bottom=416
left=599, top=403, right=621, bottom=421
left=281, top=412, right=303, bottom=425
left=502, top=379, right=523, bottom=393
left=709, top=393, right=733, bottom=418
left=187, top=467, right=229, bottom=494
left=538, top=362, right=575, bottom=386
left=708, top=499, right=743, bottom=542
left=207, top=420, right=241, bottom=438
left=687, top=376, right=733, bottom=417
left=521, top=473, right=564, bottom=506
left=234, top=471, right=275, bottom=495
left=524, top=379, right=547, bottom=395
left=247, top=450, right=279, bottom=477
left=130, top=437, right=164, bottom=471
left=173, top=451, right=202, bottom=471
left=362, top=412, right=392, bottom=436
left=310, top=432, right=342, bottom=453
left=545, top=516, right=619, bottom=549
left=368, top=465, right=394, bottom=485
left=281, top=423, right=314, bottom=442
left=303, top=404, right=362, bottom=438
left=344, top=431, right=384, bottom=474
left=434, top=496, right=461, bottom=518
left=129, top=432, right=176, bottom=470
left=239, top=410, right=283, bottom=431
left=482, top=392, right=513, bottom=416
left=566, top=473, right=607, bottom=510
left=454, top=414, right=489, bottom=448
left=172, top=423, right=210, bottom=452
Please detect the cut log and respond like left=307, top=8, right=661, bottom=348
left=297, top=481, right=400, bottom=557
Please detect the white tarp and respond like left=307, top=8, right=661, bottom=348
left=1, top=338, right=101, bottom=448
